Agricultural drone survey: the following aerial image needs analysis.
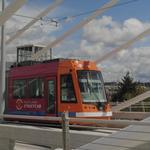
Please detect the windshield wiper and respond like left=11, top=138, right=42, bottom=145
left=86, top=79, right=100, bottom=102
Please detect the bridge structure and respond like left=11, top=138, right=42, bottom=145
left=112, top=91, right=150, bottom=112
left=0, top=113, right=114, bottom=150
left=0, top=0, right=150, bottom=150
left=76, top=117, right=150, bottom=150
left=0, top=114, right=150, bottom=150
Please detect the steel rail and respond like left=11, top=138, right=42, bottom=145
left=1, top=114, right=150, bottom=126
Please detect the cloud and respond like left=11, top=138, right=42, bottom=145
left=101, top=46, right=150, bottom=82
left=82, top=16, right=149, bottom=46
left=3, top=3, right=150, bottom=83
left=66, top=16, right=150, bottom=82
left=3, top=2, right=61, bottom=62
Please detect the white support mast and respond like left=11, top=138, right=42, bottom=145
left=0, top=0, right=27, bottom=113
left=0, top=0, right=6, bottom=114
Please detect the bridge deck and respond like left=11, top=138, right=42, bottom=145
left=76, top=117, right=150, bottom=150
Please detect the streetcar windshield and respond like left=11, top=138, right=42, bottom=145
left=77, top=70, right=107, bottom=103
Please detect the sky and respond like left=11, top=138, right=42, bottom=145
left=1, top=0, right=150, bottom=82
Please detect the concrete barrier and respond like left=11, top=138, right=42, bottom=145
left=0, top=124, right=62, bottom=150
left=1, top=113, right=150, bottom=149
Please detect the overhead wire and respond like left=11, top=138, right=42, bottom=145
left=57, top=0, right=141, bottom=21
left=6, top=0, right=142, bottom=39
left=12, top=0, right=141, bottom=23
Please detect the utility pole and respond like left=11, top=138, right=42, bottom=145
left=0, top=0, right=6, bottom=114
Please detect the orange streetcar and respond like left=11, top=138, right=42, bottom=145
left=5, top=45, right=112, bottom=121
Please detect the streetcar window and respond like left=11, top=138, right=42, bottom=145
left=13, top=80, right=26, bottom=98
left=28, top=78, right=44, bottom=98
left=77, top=70, right=107, bottom=103
left=61, top=75, right=76, bottom=102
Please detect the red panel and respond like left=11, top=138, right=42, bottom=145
left=8, top=99, right=47, bottom=112
left=9, top=62, right=58, bottom=78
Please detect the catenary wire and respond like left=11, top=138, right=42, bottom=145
left=13, top=0, right=141, bottom=23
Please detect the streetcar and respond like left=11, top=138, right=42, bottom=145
left=5, top=45, right=112, bottom=121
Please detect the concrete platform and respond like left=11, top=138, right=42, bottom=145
left=15, top=143, right=50, bottom=150
left=76, top=117, right=150, bottom=150
left=0, top=123, right=108, bottom=150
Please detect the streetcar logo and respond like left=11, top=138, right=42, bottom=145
left=16, top=99, right=23, bottom=110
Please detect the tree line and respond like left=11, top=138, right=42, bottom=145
left=110, top=72, right=149, bottom=102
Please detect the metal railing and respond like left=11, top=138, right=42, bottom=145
left=0, top=114, right=63, bottom=150
left=0, top=113, right=150, bottom=150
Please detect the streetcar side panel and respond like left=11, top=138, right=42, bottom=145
left=6, top=62, right=58, bottom=116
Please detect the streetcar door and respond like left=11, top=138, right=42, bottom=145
left=47, top=78, right=56, bottom=115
